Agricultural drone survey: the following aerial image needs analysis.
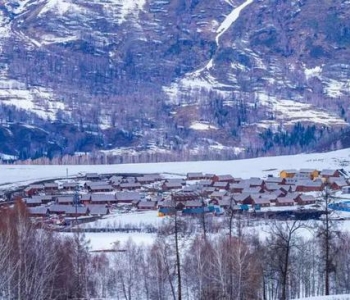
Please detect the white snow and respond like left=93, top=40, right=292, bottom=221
left=38, top=0, right=81, bottom=17
left=0, top=79, right=65, bottom=120
left=304, top=65, right=323, bottom=80
left=3, top=148, right=350, bottom=250
left=101, top=0, right=146, bottom=25
left=215, top=0, right=254, bottom=46
left=82, top=210, right=161, bottom=229
left=40, top=34, right=77, bottom=45
left=190, top=122, right=218, bottom=131
left=293, top=295, right=350, bottom=300
left=324, top=79, right=347, bottom=98
left=3, top=148, right=350, bottom=188
left=273, top=99, right=348, bottom=127
left=62, top=232, right=156, bottom=251
left=255, top=93, right=348, bottom=128
left=164, top=0, right=254, bottom=103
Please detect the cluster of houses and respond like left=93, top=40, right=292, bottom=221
left=20, top=168, right=350, bottom=223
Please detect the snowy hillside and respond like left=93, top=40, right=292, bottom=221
left=2, top=0, right=350, bottom=160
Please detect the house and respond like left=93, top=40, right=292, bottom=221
left=229, top=182, right=247, bottom=193
left=44, top=183, right=59, bottom=193
left=62, top=182, right=78, bottom=191
left=182, top=201, right=207, bottom=215
left=251, top=196, right=271, bottom=207
left=137, top=201, right=158, bottom=210
left=269, top=189, right=288, bottom=198
left=158, top=200, right=184, bottom=211
left=279, top=185, right=292, bottom=194
left=218, top=197, right=234, bottom=209
left=25, top=197, right=43, bottom=207
left=173, top=191, right=201, bottom=202
left=25, top=195, right=52, bottom=206
left=210, top=191, right=227, bottom=200
left=90, top=194, right=117, bottom=205
left=202, top=187, right=216, bottom=196
left=213, top=181, right=230, bottom=190
left=285, top=178, right=297, bottom=185
left=85, top=173, right=100, bottom=181
left=115, top=192, right=141, bottom=204
left=328, top=177, right=348, bottom=190
left=80, top=194, right=91, bottom=205
left=203, top=174, right=215, bottom=180
left=276, top=197, right=295, bottom=207
left=90, top=185, right=114, bottom=193
left=265, top=177, right=286, bottom=185
left=119, top=182, right=141, bottom=191
left=187, top=172, right=204, bottom=180
left=247, top=177, right=265, bottom=188
left=280, top=169, right=298, bottom=179
left=320, top=169, right=341, bottom=179
left=199, top=180, right=213, bottom=187
left=295, top=180, right=323, bottom=192
left=49, top=204, right=69, bottom=215
left=24, top=184, right=45, bottom=196
left=109, top=175, right=123, bottom=185
left=212, top=174, right=235, bottom=183
left=295, top=194, right=316, bottom=206
left=64, top=206, right=89, bottom=217
left=242, top=186, right=264, bottom=194
left=264, top=183, right=281, bottom=192
left=233, top=193, right=252, bottom=204
left=299, top=169, right=320, bottom=180
left=282, top=192, right=301, bottom=202
left=162, top=181, right=184, bottom=191
left=136, top=176, right=156, bottom=184
left=28, top=207, right=50, bottom=217
left=56, top=196, right=74, bottom=205
left=87, top=205, right=110, bottom=216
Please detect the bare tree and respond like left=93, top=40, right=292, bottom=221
left=266, top=219, right=306, bottom=300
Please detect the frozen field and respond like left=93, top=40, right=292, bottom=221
left=1, top=148, right=350, bottom=189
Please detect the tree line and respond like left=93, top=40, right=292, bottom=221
left=0, top=195, right=349, bottom=299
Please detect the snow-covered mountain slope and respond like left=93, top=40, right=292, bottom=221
left=1, top=0, right=350, bottom=160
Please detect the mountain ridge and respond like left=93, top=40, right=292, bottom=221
left=0, top=0, right=350, bottom=162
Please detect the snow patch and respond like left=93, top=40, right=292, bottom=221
left=304, top=65, right=323, bottom=80
left=0, top=79, right=65, bottom=120
left=101, top=0, right=146, bottom=25
left=324, top=79, right=347, bottom=98
left=215, top=0, right=254, bottom=46
left=254, top=93, right=348, bottom=128
left=40, top=34, right=77, bottom=45
left=190, top=122, right=218, bottom=131
left=293, top=295, right=350, bottom=300
left=38, top=0, right=83, bottom=17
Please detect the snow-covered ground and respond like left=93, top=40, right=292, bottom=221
left=2, top=148, right=350, bottom=188
left=293, top=294, right=350, bottom=300
left=81, top=210, right=162, bottom=229
left=3, top=148, right=350, bottom=250
left=62, top=231, right=156, bottom=251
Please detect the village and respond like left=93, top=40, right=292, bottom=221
left=8, top=167, right=348, bottom=228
